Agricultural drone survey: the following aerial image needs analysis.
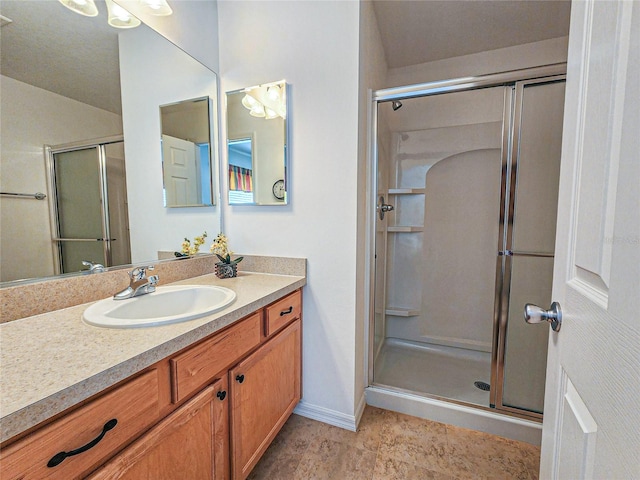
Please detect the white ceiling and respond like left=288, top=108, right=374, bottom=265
left=0, top=1, right=571, bottom=114
left=0, top=0, right=122, bottom=114
left=372, top=0, right=571, bottom=69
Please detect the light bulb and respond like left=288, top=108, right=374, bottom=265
left=106, top=0, right=141, bottom=28
left=265, top=107, right=278, bottom=119
left=250, top=104, right=266, bottom=117
left=58, top=0, right=99, bottom=17
left=242, top=94, right=258, bottom=110
left=140, top=0, right=173, bottom=16
left=266, top=86, right=280, bottom=102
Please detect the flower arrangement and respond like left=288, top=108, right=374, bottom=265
left=210, top=233, right=243, bottom=278
left=176, top=232, right=208, bottom=257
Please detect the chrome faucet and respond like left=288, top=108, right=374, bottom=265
left=82, top=260, right=105, bottom=273
left=113, top=266, right=159, bottom=300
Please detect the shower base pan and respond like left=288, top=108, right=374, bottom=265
left=369, top=340, right=541, bottom=444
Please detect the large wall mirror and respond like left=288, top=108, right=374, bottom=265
left=160, top=97, right=215, bottom=207
left=226, top=81, right=288, bottom=205
left=0, top=1, right=221, bottom=285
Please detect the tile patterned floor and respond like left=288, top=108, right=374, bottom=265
left=248, top=407, right=540, bottom=480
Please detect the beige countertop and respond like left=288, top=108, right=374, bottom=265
left=0, top=271, right=306, bottom=444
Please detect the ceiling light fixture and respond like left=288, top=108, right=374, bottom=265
left=140, top=0, right=173, bottom=16
left=106, top=0, right=141, bottom=28
left=58, top=0, right=99, bottom=17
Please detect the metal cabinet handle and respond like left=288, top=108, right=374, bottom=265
left=235, top=374, right=245, bottom=384
left=47, top=419, right=118, bottom=467
left=524, top=302, right=562, bottom=332
left=216, top=390, right=227, bottom=401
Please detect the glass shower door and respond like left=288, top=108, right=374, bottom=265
left=49, top=139, right=130, bottom=275
left=53, top=147, right=107, bottom=273
left=496, top=79, right=565, bottom=415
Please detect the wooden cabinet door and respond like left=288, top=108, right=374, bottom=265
left=89, top=378, right=229, bottom=480
left=229, top=319, right=301, bottom=480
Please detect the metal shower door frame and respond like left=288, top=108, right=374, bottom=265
left=490, top=75, right=566, bottom=420
left=45, top=135, right=124, bottom=274
left=366, top=64, right=567, bottom=419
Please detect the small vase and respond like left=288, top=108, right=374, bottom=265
left=215, top=262, right=237, bottom=279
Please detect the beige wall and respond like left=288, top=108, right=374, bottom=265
left=119, top=26, right=220, bottom=263
left=218, top=0, right=361, bottom=426
left=0, top=76, right=122, bottom=282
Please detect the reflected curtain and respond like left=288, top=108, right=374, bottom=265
left=228, top=165, right=253, bottom=192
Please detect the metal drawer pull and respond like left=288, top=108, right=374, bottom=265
left=47, top=419, right=118, bottom=467
left=216, top=390, right=227, bottom=401
left=236, top=374, right=245, bottom=384
left=280, top=306, right=294, bottom=316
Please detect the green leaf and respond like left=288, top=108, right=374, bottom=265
left=233, top=256, right=244, bottom=264
left=225, top=253, right=231, bottom=263
left=215, top=254, right=227, bottom=263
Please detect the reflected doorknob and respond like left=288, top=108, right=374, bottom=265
left=524, top=302, right=562, bottom=332
left=377, top=196, right=394, bottom=220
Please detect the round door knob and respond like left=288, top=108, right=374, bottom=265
left=524, top=302, right=562, bottom=332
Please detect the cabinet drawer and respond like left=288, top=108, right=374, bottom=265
left=0, top=369, right=160, bottom=480
left=265, top=290, right=302, bottom=337
left=170, top=312, right=261, bottom=403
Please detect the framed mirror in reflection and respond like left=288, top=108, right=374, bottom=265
left=0, top=0, right=221, bottom=285
left=160, top=97, right=215, bottom=207
left=226, top=81, right=288, bottom=205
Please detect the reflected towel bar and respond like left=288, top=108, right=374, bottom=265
left=0, top=191, right=47, bottom=200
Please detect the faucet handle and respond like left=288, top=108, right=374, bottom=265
left=130, top=265, right=155, bottom=281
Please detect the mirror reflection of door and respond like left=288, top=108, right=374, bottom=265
left=161, top=135, right=200, bottom=206
left=159, top=97, right=214, bottom=207
left=228, top=138, right=254, bottom=204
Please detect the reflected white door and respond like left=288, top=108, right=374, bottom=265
left=540, top=1, right=639, bottom=478
left=162, top=134, right=199, bottom=206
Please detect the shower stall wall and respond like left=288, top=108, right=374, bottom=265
left=369, top=66, right=565, bottom=422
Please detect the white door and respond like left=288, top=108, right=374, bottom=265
left=539, top=1, right=639, bottom=479
left=162, top=134, right=200, bottom=206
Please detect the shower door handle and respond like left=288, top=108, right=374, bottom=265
left=524, top=302, right=562, bottom=332
left=377, top=196, right=394, bottom=220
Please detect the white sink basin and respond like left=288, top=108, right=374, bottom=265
left=83, top=285, right=236, bottom=328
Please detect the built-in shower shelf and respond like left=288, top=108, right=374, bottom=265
left=387, top=226, right=424, bottom=233
left=385, top=307, right=420, bottom=317
left=388, top=188, right=426, bottom=195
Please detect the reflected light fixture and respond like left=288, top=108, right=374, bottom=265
left=106, top=0, right=141, bottom=28
left=240, top=83, right=286, bottom=120
left=140, top=0, right=173, bottom=16
left=264, top=107, right=278, bottom=120
left=58, top=0, right=99, bottom=17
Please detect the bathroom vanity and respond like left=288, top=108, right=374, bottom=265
left=0, top=270, right=304, bottom=480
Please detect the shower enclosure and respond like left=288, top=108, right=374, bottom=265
left=46, top=136, right=131, bottom=275
left=369, top=65, right=565, bottom=421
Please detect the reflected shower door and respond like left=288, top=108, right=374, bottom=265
left=53, top=147, right=106, bottom=273
left=50, top=140, right=130, bottom=274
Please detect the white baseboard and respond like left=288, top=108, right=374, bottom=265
left=294, top=399, right=360, bottom=432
